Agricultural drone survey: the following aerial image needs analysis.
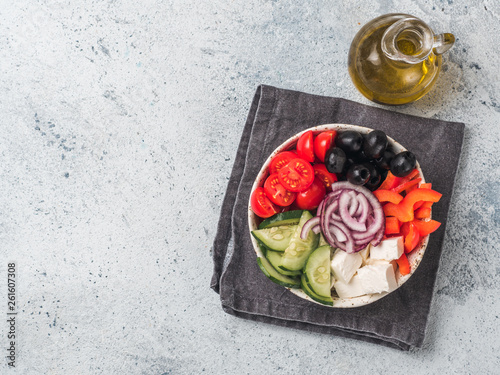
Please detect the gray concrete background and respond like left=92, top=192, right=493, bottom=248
left=0, top=0, right=499, bottom=374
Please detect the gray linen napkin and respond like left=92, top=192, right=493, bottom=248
left=211, top=85, right=465, bottom=350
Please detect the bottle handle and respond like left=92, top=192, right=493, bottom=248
left=433, top=33, right=455, bottom=55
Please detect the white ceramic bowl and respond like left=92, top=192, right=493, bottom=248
left=248, top=124, right=429, bottom=308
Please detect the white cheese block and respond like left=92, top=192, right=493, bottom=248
left=357, top=263, right=398, bottom=294
left=358, top=244, right=371, bottom=264
left=334, top=275, right=366, bottom=299
left=369, top=236, right=404, bottom=261
left=330, top=249, right=362, bottom=284
left=364, top=259, right=398, bottom=273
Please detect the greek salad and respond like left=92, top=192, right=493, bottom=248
left=250, top=128, right=442, bottom=306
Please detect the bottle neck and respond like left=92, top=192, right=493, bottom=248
left=381, top=17, right=434, bottom=65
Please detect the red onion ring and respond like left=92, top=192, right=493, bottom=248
left=315, top=182, right=385, bottom=253
left=339, top=191, right=367, bottom=232
left=300, top=216, right=321, bottom=240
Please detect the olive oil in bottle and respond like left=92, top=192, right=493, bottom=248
left=348, top=14, right=455, bottom=105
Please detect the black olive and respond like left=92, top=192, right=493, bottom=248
left=349, top=149, right=370, bottom=163
left=346, top=164, right=370, bottom=185
left=363, top=163, right=382, bottom=190
left=325, top=147, right=347, bottom=174
left=336, top=131, right=364, bottom=156
left=390, top=151, right=417, bottom=177
left=363, top=130, right=388, bottom=159
left=375, top=149, right=395, bottom=170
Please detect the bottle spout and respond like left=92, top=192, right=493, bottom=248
left=433, top=33, right=455, bottom=55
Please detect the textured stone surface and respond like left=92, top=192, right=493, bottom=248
left=0, top=0, right=498, bottom=373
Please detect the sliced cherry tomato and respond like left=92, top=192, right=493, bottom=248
left=295, top=177, right=326, bottom=210
left=264, top=173, right=296, bottom=207
left=278, top=158, right=314, bottom=192
left=269, top=151, right=297, bottom=174
left=296, top=131, right=315, bottom=163
left=250, top=187, right=279, bottom=218
left=313, top=163, right=338, bottom=190
left=314, top=131, right=336, bottom=162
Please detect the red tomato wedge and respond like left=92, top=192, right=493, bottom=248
left=295, top=177, right=326, bottom=210
left=313, top=163, right=338, bottom=189
left=296, top=131, right=315, bottom=163
left=278, top=158, right=314, bottom=192
left=250, top=187, right=279, bottom=218
left=313, top=131, right=336, bottom=162
left=269, top=151, right=296, bottom=174
left=264, top=173, right=296, bottom=207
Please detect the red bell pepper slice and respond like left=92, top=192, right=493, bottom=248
left=401, top=222, right=420, bottom=253
left=389, top=168, right=419, bottom=192
left=396, top=253, right=410, bottom=276
left=383, top=202, right=405, bottom=220
left=421, top=201, right=434, bottom=209
left=413, top=200, right=424, bottom=210
left=414, top=183, right=433, bottom=209
left=377, top=171, right=402, bottom=191
left=406, top=183, right=419, bottom=194
left=385, top=216, right=401, bottom=235
left=398, top=188, right=442, bottom=222
left=415, top=207, right=431, bottom=219
left=412, top=220, right=441, bottom=237
left=373, top=189, right=403, bottom=204
left=391, top=177, right=422, bottom=194
left=401, top=168, right=420, bottom=183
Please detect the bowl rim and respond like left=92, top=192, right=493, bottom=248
left=247, top=123, right=429, bottom=308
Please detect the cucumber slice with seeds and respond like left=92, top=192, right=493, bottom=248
left=251, top=225, right=297, bottom=252
left=280, top=211, right=319, bottom=271
left=257, top=257, right=301, bottom=289
left=301, top=274, right=333, bottom=306
left=258, top=210, right=304, bottom=229
left=265, top=250, right=301, bottom=276
left=304, top=245, right=332, bottom=298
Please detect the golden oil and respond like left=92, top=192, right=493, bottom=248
left=348, top=14, right=453, bottom=105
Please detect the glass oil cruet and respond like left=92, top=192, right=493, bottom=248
left=348, top=14, right=455, bottom=105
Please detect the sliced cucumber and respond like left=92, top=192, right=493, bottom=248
left=266, top=250, right=301, bottom=276
left=258, top=210, right=303, bottom=229
left=252, top=235, right=269, bottom=256
left=251, top=225, right=297, bottom=252
left=304, top=245, right=332, bottom=298
left=280, top=211, right=319, bottom=271
left=301, top=274, right=333, bottom=306
left=257, top=257, right=300, bottom=289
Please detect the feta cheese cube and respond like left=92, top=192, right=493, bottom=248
left=330, top=249, right=362, bottom=284
left=358, top=244, right=370, bottom=264
left=334, top=275, right=366, bottom=299
left=357, top=263, right=398, bottom=294
left=364, top=258, right=398, bottom=273
left=370, top=236, right=404, bottom=261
